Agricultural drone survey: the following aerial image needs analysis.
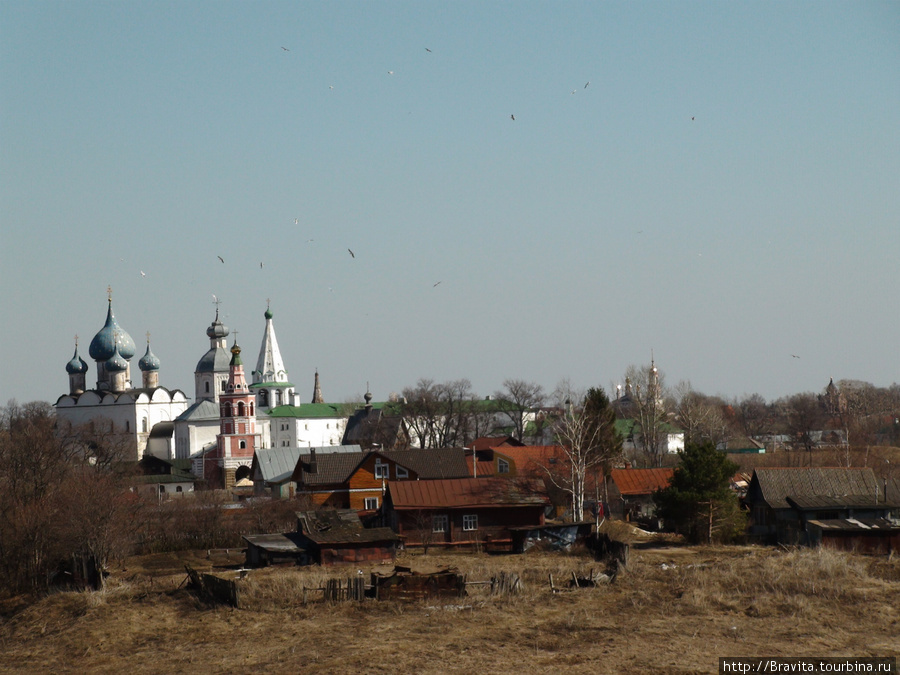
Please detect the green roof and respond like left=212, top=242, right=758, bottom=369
left=249, top=382, right=295, bottom=389
left=267, top=403, right=348, bottom=418
left=615, top=418, right=682, bottom=435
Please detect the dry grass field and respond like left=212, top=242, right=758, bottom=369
left=1, top=525, right=898, bottom=674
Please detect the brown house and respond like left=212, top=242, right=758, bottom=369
left=290, top=447, right=471, bottom=514
left=607, top=468, right=675, bottom=524
left=381, top=477, right=550, bottom=551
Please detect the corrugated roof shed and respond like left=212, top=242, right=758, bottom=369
left=610, top=468, right=674, bottom=495
left=388, top=477, right=549, bottom=510
left=253, top=447, right=303, bottom=483
left=753, top=467, right=885, bottom=509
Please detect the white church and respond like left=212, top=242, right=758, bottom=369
left=57, top=292, right=353, bottom=482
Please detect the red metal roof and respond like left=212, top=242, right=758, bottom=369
left=388, top=477, right=549, bottom=509
left=610, top=468, right=674, bottom=495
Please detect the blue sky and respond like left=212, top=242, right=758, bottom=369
left=2, top=1, right=898, bottom=407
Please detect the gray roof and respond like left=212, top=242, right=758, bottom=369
left=243, top=532, right=303, bottom=553
left=252, top=447, right=303, bottom=484
left=195, top=346, right=231, bottom=373
left=752, top=468, right=884, bottom=510
left=379, top=448, right=470, bottom=479
left=175, top=399, right=220, bottom=421
left=294, top=451, right=368, bottom=485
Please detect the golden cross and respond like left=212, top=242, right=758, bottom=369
left=107, top=285, right=112, bottom=301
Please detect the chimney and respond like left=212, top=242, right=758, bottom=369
left=308, top=448, right=317, bottom=474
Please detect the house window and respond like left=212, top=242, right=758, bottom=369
left=159, top=485, right=166, bottom=493
left=463, top=514, right=478, bottom=531
left=239, top=440, right=246, bottom=449
left=396, top=465, right=409, bottom=479
left=374, top=461, right=389, bottom=480
left=433, top=515, right=448, bottom=533
left=364, top=497, right=379, bottom=510
left=176, top=486, right=183, bottom=493
left=498, top=458, right=510, bottom=474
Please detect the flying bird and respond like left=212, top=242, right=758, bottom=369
left=140, top=270, right=146, bottom=278
left=572, top=90, right=577, bottom=95
left=281, top=46, right=290, bottom=51
left=584, top=81, right=590, bottom=89
left=387, top=70, right=394, bottom=75
left=260, top=262, right=263, bottom=269
left=691, top=117, right=695, bottom=121
left=510, top=114, right=515, bottom=121
left=305, top=238, right=314, bottom=243
left=433, top=281, right=442, bottom=287
left=348, top=248, right=355, bottom=258
left=791, top=354, right=800, bottom=359
left=425, top=47, right=432, bottom=53
left=329, top=85, right=334, bottom=90
left=217, top=256, right=225, bottom=264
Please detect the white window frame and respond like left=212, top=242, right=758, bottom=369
left=433, top=514, right=448, bottom=533
left=374, top=461, right=389, bottom=480
left=463, top=514, right=478, bottom=531
left=497, top=458, right=510, bottom=474
left=364, top=497, right=379, bottom=510
left=395, top=465, right=409, bottom=479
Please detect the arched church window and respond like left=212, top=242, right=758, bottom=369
left=142, top=418, right=148, bottom=433
left=239, top=440, right=246, bottom=449
left=220, top=380, right=226, bottom=392
left=238, top=402, right=245, bottom=416
left=205, top=382, right=210, bottom=393
left=259, top=390, right=269, bottom=407
left=275, top=390, right=282, bottom=406
left=224, top=403, right=232, bottom=417
left=250, top=403, right=254, bottom=416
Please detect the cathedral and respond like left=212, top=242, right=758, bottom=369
left=59, top=292, right=343, bottom=488
left=56, top=290, right=188, bottom=461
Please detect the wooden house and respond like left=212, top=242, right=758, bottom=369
left=290, top=447, right=471, bottom=514
left=607, top=468, right=674, bottom=524
left=381, top=477, right=550, bottom=551
left=745, top=467, right=900, bottom=546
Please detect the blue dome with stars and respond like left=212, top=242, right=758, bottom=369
left=139, top=343, right=161, bottom=372
left=106, top=344, right=128, bottom=373
left=66, top=346, right=88, bottom=374
left=89, top=301, right=136, bottom=362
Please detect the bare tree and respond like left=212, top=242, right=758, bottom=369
left=545, top=386, right=622, bottom=521
left=493, top=379, right=544, bottom=443
left=673, top=382, right=730, bottom=447
left=618, top=362, right=673, bottom=468
left=733, top=393, right=772, bottom=440
left=779, top=392, right=827, bottom=465
left=400, top=379, right=476, bottom=449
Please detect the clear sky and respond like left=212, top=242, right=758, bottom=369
left=2, top=1, right=898, bottom=407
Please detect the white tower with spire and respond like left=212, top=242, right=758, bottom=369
left=251, top=302, right=295, bottom=409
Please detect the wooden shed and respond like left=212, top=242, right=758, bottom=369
left=295, top=509, right=399, bottom=566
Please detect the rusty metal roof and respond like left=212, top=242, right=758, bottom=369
left=387, top=477, right=549, bottom=510
left=610, top=468, right=674, bottom=495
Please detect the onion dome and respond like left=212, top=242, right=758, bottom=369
left=89, top=300, right=136, bottom=361
left=106, top=343, right=128, bottom=373
left=206, top=310, right=230, bottom=340
left=139, top=342, right=161, bottom=372
left=230, top=342, right=243, bottom=366
left=264, top=306, right=273, bottom=320
left=66, top=345, right=88, bottom=374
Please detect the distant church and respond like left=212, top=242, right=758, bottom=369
left=58, top=291, right=342, bottom=488
left=56, top=289, right=188, bottom=461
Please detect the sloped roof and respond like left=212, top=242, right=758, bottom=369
left=752, top=467, right=884, bottom=510
left=471, top=436, right=524, bottom=451
left=380, top=448, right=470, bottom=479
left=498, top=445, right=566, bottom=475
left=267, top=403, right=347, bottom=419
left=175, top=399, right=220, bottom=422
left=388, top=477, right=549, bottom=510
left=296, top=509, right=398, bottom=545
left=253, top=447, right=303, bottom=484
left=293, top=451, right=368, bottom=485
left=610, top=468, right=675, bottom=495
